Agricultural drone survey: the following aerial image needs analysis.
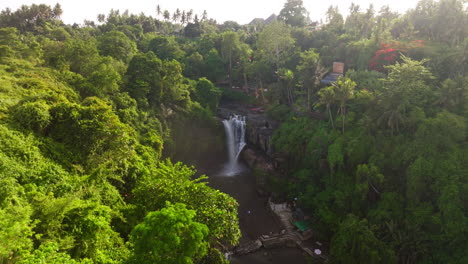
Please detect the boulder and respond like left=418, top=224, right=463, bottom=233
left=234, top=239, right=263, bottom=255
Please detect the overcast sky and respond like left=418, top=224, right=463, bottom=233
left=2, top=0, right=422, bottom=25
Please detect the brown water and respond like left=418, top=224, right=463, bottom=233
left=206, top=164, right=310, bottom=264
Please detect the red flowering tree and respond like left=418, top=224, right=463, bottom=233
left=369, top=40, right=426, bottom=72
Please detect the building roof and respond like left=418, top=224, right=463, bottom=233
left=249, top=18, right=265, bottom=25
left=320, top=72, right=343, bottom=85
left=293, top=220, right=312, bottom=232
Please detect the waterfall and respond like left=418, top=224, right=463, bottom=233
left=222, top=115, right=246, bottom=176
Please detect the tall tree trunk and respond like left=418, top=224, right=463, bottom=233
left=342, top=105, right=346, bottom=134
left=259, top=77, right=266, bottom=103
left=327, top=104, right=335, bottom=129
left=243, top=72, right=248, bottom=89
left=228, top=50, right=232, bottom=88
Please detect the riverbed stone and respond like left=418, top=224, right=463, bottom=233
left=234, top=239, right=263, bottom=255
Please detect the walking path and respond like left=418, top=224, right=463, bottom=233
left=233, top=199, right=326, bottom=262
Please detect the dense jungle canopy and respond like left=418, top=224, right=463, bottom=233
left=0, top=0, right=466, bottom=263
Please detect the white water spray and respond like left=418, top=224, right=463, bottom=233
left=222, top=115, right=246, bottom=176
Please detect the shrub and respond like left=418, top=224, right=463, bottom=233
left=11, top=100, right=51, bottom=132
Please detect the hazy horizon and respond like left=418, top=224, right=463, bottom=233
left=2, top=0, right=422, bottom=25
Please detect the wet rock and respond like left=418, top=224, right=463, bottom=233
left=241, top=148, right=274, bottom=172
left=234, top=239, right=263, bottom=255
left=241, top=147, right=276, bottom=191
left=218, top=105, right=277, bottom=157
left=245, top=114, right=277, bottom=157
left=261, top=235, right=296, bottom=249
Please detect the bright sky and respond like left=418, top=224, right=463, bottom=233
left=2, top=0, right=422, bottom=25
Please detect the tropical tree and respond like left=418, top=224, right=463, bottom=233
left=277, top=68, right=295, bottom=105
left=278, top=0, right=308, bottom=27
left=378, top=56, right=434, bottom=135
left=297, top=49, right=320, bottom=109
left=147, top=35, right=185, bottom=60
left=324, top=5, right=344, bottom=33
left=236, top=43, right=252, bottom=88
left=98, top=30, right=137, bottom=63
left=156, top=5, right=161, bottom=18
left=174, top=8, right=181, bottom=23
left=163, top=10, right=170, bottom=22
left=318, top=86, right=336, bottom=128
left=221, top=31, right=240, bottom=87
left=332, top=76, right=356, bottom=133
left=186, top=9, right=194, bottom=24
left=257, top=20, right=295, bottom=71
left=331, top=214, right=396, bottom=264
left=194, top=78, right=222, bottom=112
left=129, top=202, right=209, bottom=264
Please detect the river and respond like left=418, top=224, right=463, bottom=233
left=201, top=114, right=309, bottom=264
left=208, top=168, right=310, bottom=264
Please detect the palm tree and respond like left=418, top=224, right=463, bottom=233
left=278, top=68, right=295, bottom=105
left=175, top=8, right=181, bottom=23
left=332, top=77, right=356, bottom=133
left=181, top=11, right=186, bottom=25
left=163, top=10, right=170, bottom=22
left=378, top=108, right=404, bottom=136
left=318, top=86, right=336, bottom=129
left=156, top=5, right=161, bottom=17
left=221, top=31, right=240, bottom=88
left=97, top=14, right=105, bottom=23
left=186, top=9, right=193, bottom=23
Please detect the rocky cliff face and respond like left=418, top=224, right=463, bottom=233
left=218, top=104, right=279, bottom=193
left=218, top=105, right=277, bottom=157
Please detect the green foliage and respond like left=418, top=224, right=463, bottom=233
left=125, top=52, right=190, bottom=109
left=203, top=48, right=225, bottom=82
left=125, top=52, right=163, bottom=107
left=0, top=183, right=33, bottom=260
left=48, top=97, right=135, bottom=169
left=198, top=248, right=229, bottom=264
left=221, top=31, right=241, bottom=86
left=31, top=195, right=127, bottom=262
left=257, top=21, right=295, bottom=68
left=0, top=27, right=30, bottom=61
left=1, top=2, right=466, bottom=263
left=194, top=78, right=222, bottom=112
left=266, top=103, right=292, bottom=122
left=378, top=56, right=435, bottom=135
left=0, top=3, right=62, bottom=33
left=65, top=38, right=100, bottom=75
left=131, top=160, right=241, bottom=246
left=220, top=87, right=255, bottom=104
left=345, top=70, right=385, bottom=92
left=278, top=0, right=308, bottom=27
left=11, top=100, right=51, bottom=132
left=327, top=136, right=344, bottom=170
left=272, top=49, right=466, bottom=264
left=330, top=214, right=396, bottom=264
left=184, top=52, right=204, bottom=79
left=17, top=242, right=91, bottom=264
left=147, top=35, right=185, bottom=61
left=98, top=30, right=137, bottom=63
left=129, top=202, right=209, bottom=264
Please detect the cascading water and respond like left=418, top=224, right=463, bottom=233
left=222, top=115, right=247, bottom=176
